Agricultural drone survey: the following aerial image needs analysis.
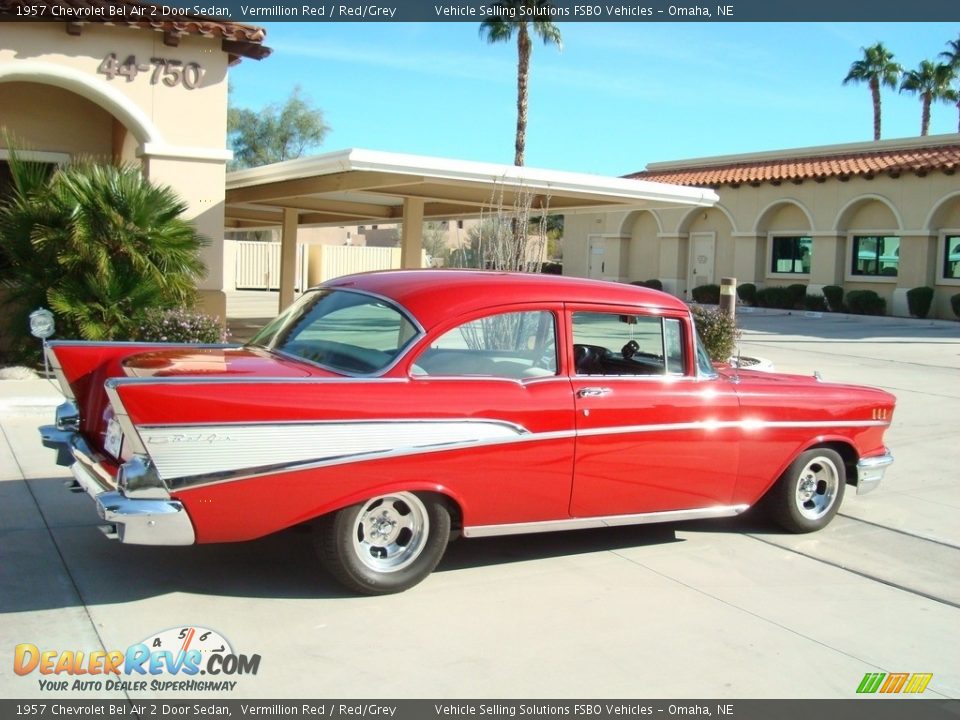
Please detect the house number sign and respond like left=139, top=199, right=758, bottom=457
left=97, top=54, right=204, bottom=89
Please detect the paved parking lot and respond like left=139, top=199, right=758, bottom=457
left=1, top=310, right=958, bottom=700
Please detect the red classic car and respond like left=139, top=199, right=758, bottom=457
left=40, top=270, right=895, bottom=594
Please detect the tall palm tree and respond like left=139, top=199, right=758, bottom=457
left=899, top=60, right=958, bottom=136
left=939, top=35, right=960, bottom=132
left=842, top=43, right=902, bottom=141
left=480, top=2, right=562, bottom=166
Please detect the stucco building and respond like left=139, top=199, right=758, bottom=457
left=565, top=135, right=960, bottom=319
left=0, top=7, right=270, bottom=317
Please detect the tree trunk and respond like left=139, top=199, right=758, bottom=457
left=870, top=79, right=881, bottom=141
left=515, top=23, right=531, bottom=167
left=921, top=96, right=931, bottom=136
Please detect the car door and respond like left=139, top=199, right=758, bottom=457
left=405, top=305, right=576, bottom=527
left=568, top=305, right=741, bottom=517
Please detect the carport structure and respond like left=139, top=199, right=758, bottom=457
left=224, top=148, right=718, bottom=310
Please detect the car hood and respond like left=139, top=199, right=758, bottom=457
left=121, top=347, right=317, bottom=378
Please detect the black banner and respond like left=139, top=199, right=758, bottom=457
left=2, top=700, right=960, bottom=720
left=0, top=0, right=958, bottom=22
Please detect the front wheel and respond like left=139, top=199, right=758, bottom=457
left=767, top=448, right=846, bottom=533
left=316, top=492, right=451, bottom=595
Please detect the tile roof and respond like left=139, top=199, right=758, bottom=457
left=0, top=1, right=270, bottom=61
left=628, top=142, right=960, bottom=188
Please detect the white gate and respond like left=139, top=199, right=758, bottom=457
left=235, top=241, right=308, bottom=291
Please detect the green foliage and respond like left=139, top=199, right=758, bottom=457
left=691, top=284, right=721, bottom=304
left=951, top=293, right=960, bottom=319
left=756, top=286, right=794, bottom=309
left=787, top=283, right=808, bottom=308
left=898, top=60, right=957, bottom=136
left=0, top=154, right=207, bottom=355
left=228, top=86, right=330, bottom=169
left=823, top=285, right=844, bottom=312
left=136, top=308, right=229, bottom=343
left=737, top=282, right=757, bottom=306
left=803, top=294, right=828, bottom=311
left=690, top=305, right=740, bottom=363
left=906, top=286, right=935, bottom=318
left=630, top=279, right=663, bottom=291
left=846, top=289, right=887, bottom=315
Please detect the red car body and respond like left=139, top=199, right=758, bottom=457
left=40, top=271, right=895, bottom=593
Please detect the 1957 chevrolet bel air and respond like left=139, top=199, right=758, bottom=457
left=40, top=270, right=895, bottom=594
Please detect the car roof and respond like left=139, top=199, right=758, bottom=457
left=322, top=270, right=689, bottom=331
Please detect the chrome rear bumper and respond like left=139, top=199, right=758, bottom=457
left=39, top=404, right=195, bottom=545
left=856, top=452, right=893, bottom=495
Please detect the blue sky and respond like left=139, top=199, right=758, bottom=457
left=228, top=22, right=960, bottom=176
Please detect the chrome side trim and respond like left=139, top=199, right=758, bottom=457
left=45, top=347, right=74, bottom=400
left=463, top=504, right=751, bottom=538
left=856, top=451, right=893, bottom=495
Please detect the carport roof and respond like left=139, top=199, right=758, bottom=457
left=224, top=148, right=718, bottom=229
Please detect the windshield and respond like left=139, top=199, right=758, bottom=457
left=249, top=289, right=421, bottom=375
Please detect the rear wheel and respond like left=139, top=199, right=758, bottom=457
left=316, top=492, right=450, bottom=595
left=768, top=448, right=845, bottom=533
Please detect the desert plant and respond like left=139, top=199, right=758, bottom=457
left=756, top=286, right=794, bottom=309
left=0, top=154, right=207, bottom=353
left=691, top=283, right=721, bottom=304
left=787, top=283, right=808, bottom=308
left=737, top=282, right=757, bottom=306
left=690, top=305, right=740, bottom=363
left=803, top=294, right=828, bottom=311
left=136, top=308, right=229, bottom=343
left=823, top=285, right=844, bottom=312
left=906, top=286, right=935, bottom=318
left=846, top=289, right=887, bottom=315
left=952, top=293, right=960, bottom=319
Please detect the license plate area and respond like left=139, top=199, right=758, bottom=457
left=104, top=417, right=124, bottom=459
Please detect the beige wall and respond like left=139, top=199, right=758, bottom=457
left=566, top=137, right=960, bottom=319
left=0, top=22, right=233, bottom=317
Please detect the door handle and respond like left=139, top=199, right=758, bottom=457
left=578, top=387, right=612, bottom=398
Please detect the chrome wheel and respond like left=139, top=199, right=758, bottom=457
left=793, top=456, right=840, bottom=520
left=351, top=492, right=430, bottom=573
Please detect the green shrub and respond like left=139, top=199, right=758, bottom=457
left=787, top=283, right=807, bottom=308
left=906, top=286, right=934, bottom=319
left=737, top=282, right=757, bottom=306
left=690, top=305, right=740, bottom=362
left=803, top=294, right=828, bottom=311
left=756, top=286, right=794, bottom=309
left=629, top=279, right=663, bottom=291
left=846, top=289, right=886, bottom=316
left=691, top=284, right=721, bottom=304
left=823, top=285, right=844, bottom=312
left=540, top=262, right=562, bottom=275
left=136, top=308, right=229, bottom=343
left=951, top=293, right=960, bottom=319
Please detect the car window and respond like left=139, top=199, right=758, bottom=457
left=412, top=310, right=557, bottom=378
left=571, top=312, right=685, bottom=376
left=249, top=289, right=419, bottom=375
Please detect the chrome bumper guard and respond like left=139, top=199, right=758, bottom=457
left=856, top=452, right=893, bottom=495
left=39, top=405, right=195, bottom=546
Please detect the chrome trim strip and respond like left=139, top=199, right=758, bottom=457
left=856, top=451, right=894, bottom=496
left=105, top=376, right=411, bottom=388
left=45, top=346, right=75, bottom=400
left=463, top=504, right=751, bottom=538
left=104, top=383, right=147, bottom=457
left=155, top=417, right=892, bottom=492
left=46, top=340, right=239, bottom=349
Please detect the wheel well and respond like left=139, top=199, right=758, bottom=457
left=812, top=441, right=858, bottom=485
left=419, top=491, right=464, bottom=535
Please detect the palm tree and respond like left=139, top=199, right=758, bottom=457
left=0, top=154, right=207, bottom=351
left=899, top=60, right=958, bottom=136
left=939, top=35, right=960, bottom=132
left=842, top=43, right=902, bottom=141
left=480, top=2, right=562, bottom=166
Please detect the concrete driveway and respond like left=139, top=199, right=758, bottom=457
left=1, top=311, right=958, bottom=700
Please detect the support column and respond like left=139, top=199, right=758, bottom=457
left=279, top=208, right=299, bottom=312
left=400, top=198, right=425, bottom=269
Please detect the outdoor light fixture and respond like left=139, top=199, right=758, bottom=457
left=28, top=307, right=55, bottom=377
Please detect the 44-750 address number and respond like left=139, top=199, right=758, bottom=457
left=98, top=54, right=204, bottom=89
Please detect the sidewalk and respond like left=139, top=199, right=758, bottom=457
left=0, top=377, right=63, bottom=417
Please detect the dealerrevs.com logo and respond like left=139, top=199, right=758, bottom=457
left=857, top=672, right=933, bottom=694
left=14, top=626, right=260, bottom=692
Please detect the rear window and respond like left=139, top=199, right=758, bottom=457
left=249, top=289, right=420, bottom=375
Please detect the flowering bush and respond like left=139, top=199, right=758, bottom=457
left=137, top=308, right=229, bottom=343
left=690, top=305, right=740, bottom=363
